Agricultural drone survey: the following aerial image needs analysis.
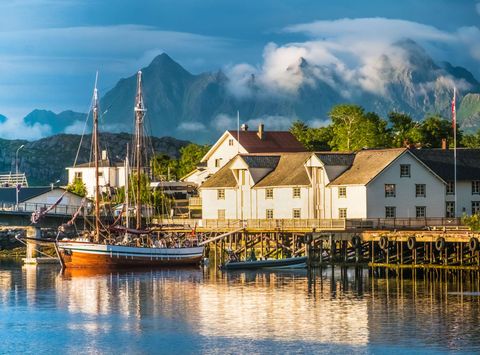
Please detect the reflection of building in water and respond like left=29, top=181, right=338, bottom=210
left=0, top=270, right=12, bottom=303
left=196, top=270, right=369, bottom=346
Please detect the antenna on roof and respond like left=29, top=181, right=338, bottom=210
left=237, top=110, right=240, bottom=154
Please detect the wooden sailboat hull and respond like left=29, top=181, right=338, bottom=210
left=57, top=241, right=204, bottom=268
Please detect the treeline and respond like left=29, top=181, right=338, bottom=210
left=290, top=104, right=480, bottom=151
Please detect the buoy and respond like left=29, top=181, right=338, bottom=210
left=435, top=237, right=446, bottom=251
left=379, top=236, right=389, bottom=250
left=469, top=237, right=479, bottom=252
left=407, top=236, right=417, bottom=250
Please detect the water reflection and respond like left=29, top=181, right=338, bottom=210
left=0, top=260, right=480, bottom=353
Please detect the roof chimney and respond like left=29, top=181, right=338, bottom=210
left=101, top=150, right=108, bottom=161
left=441, top=138, right=447, bottom=150
left=257, top=123, right=264, bottom=140
left=241, top=123, right=248, bottom=131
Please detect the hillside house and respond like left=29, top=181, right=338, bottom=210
left=182, top=124, right=306, bottom=186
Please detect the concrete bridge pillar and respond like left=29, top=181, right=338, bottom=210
left=25, top=227, right=41, bottom=259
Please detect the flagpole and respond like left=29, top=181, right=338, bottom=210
left=453, top=87, right=457, bottom=218
left=237, top=110, right=240, bottom=154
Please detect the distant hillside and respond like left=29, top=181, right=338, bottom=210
left=0, top=133, right=189, bottom=186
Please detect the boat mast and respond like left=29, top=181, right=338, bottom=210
left=125, top=144, right=130, bottom=231
left=134, top=71, right=146, bottom=229
left=93, top=74, right=101, bottom=242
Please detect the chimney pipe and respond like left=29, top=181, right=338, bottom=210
left=257, top=123, right=264, bottom=140
left=101, top=150, right=107, bottom=161
left=441, top=138, right=447, bottom=150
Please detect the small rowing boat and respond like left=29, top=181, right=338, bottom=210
left=221, top=256, right=307, bottom=270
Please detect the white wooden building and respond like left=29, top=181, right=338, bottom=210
left=182, top=124, right=306, bottom=186
left=66, top=151, right=126, bottom=198
left=199, top=147, right=479, bottom=220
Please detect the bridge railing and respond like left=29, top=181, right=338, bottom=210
left=0, top=202, right=82, bottom=216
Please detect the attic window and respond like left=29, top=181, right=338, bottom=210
left=338, top=187, right=346, bottom=198
left=293, top=187, right=301, bottom=198
left=228, top=138, right=234, bottom=146
left=265, top=188, right=273, bottom=199
left=217, top=189, right=225, bottom=200
left=400, top=164, right=410, bottom=177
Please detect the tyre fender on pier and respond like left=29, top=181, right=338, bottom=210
left=379, top=236, right=389, bottom=250
left=407, top=236, right=417, bottom=250
left=435, top=237, right=446, bottom=251
left=469, top=237, right=479, bottom=252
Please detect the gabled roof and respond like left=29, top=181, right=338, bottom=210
left=0, top=187, right=71, bottom=203
left=200, top=160, right=237, bottom=188
left=228, top=130, right=306, bottom=153
left=411, top=148, right=480, bottom=181
left=329, top=148, right=407, bottom=185
left=314, top=152, right=355, bottom=166
left=254, top=152, right=312, bottom=187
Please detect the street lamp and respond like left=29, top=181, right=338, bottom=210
left=15, top=144, right=25, bottom=210
left=51, top=179, right=61, bottom=190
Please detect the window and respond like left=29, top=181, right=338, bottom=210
left=400, top=164, right=411, bottom=177
left=293, top=209, right=301, bottom=219
left=293, top=187, right=301, bottom=198
left=385, top=206, right=396, bottom=218
left=446, top=181, right=455, bottom=195
left=215, top=158, right=221, bottom=168
left=473, top=202, right=480, bottom=215
left=415, top=184, right=426, bottom=197
left=338, top=208, right=347, bottom=219
left=217, top=209, right=225, bottom=220
left=228, top=138, right=234, bottom=146
left=416, top=206, right=426, bottom=218
left=446, top=202, right=455, bottom=218
left=266, top=209, right=274, bottom=219
left=240, top=170, right=247, bottom=185
left=98, top=171, right=103, bottom=178
left=265, top=188, right=273, bottom=199
left=473, top=181, right=480, bottom=194
left=74, top=172, right=83, bottom=181
left=338, top=186, right=347, bottom=198
left=217, top=189, right=225, bottom=200
left=385, top=184, right=396, bottom=197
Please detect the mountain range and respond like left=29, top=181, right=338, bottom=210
left=11, top=40, right=480, bottom=142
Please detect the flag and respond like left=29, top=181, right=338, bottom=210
left=451, top=88, right=456, bottom=130
left=16, top=183, right=21, bottom=192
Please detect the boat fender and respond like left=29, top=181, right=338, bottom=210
left=351, top=235, right=361, bottom=248
left=379, top=236, right=389, bottom=250
left=407, top=236, right=417, bottom=250
left=435, top=237, right=446, bottom=251
left=469, top=237, right=479, bottom=252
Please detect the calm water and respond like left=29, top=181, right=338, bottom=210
left=0, top=260, right=480, bottom=354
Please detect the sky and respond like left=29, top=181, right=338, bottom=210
left=0, top=0, right=479, bottom=139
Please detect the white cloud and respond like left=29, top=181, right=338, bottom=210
left=0, top=116, right=51, bottom=140
left=64, top=120, right=88, bottom=135
left=177, top=122, right=207, bottom=132
left=225, top=18, right=479, bottom=100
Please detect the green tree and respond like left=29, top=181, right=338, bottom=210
left=329, top=104, right=390, bottom=151
left=66, top=178, right=87, bottom=197
left=388, top=112, right=422, bottom=147
left=289, top=120, right=333, bottom=151
left=419, top=115, right=457, bottom=148
left=151, top=153, right=179, bottom=181
left=461, top=129, right=480, bottom=148
left=176, top=143, right=211, bottom=178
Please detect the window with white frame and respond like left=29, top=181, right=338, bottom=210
left=338, top=186, right=347, bottom=198
left=215, top=158, right=221, bottom=168
left=74, top=171, right=83, bottom=181
left=385, top=184, right=396, bottom=197
left=416, top=206, right=426, bottom=218
left=473, top=181, right=480, bottom=194
left=473, top=201, right=480, bottom=215
left=446, top=201, right=455, bottom=218
left=400, top=164, right=411, bottom=177
left=415, top=184, right=426, bottom=197
left=293, top=208, right=301, bottom=219
left=293, top=187, right=301, bottom=198
left=446, top=181, right=455, bottom=195
left=228, top=138, right=234, bottom=146
left=217, top=189, right=225, bottom=200
left=338, top=208, right=347, bottom=219
left=385, top=206, right=396, bottom=218
left=265, top=188, right=273, bottom=199
left=266, top=209, right=274, bottom=219
left=217, top=209, right=226, bottom=220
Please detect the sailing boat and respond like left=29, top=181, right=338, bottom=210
left=56, top=71, right=204, bottom=268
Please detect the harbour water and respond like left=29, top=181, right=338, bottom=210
left=1, top=259, right=479, bottom=354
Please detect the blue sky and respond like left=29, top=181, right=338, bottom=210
left=0, top=0, right=479, bottom=139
